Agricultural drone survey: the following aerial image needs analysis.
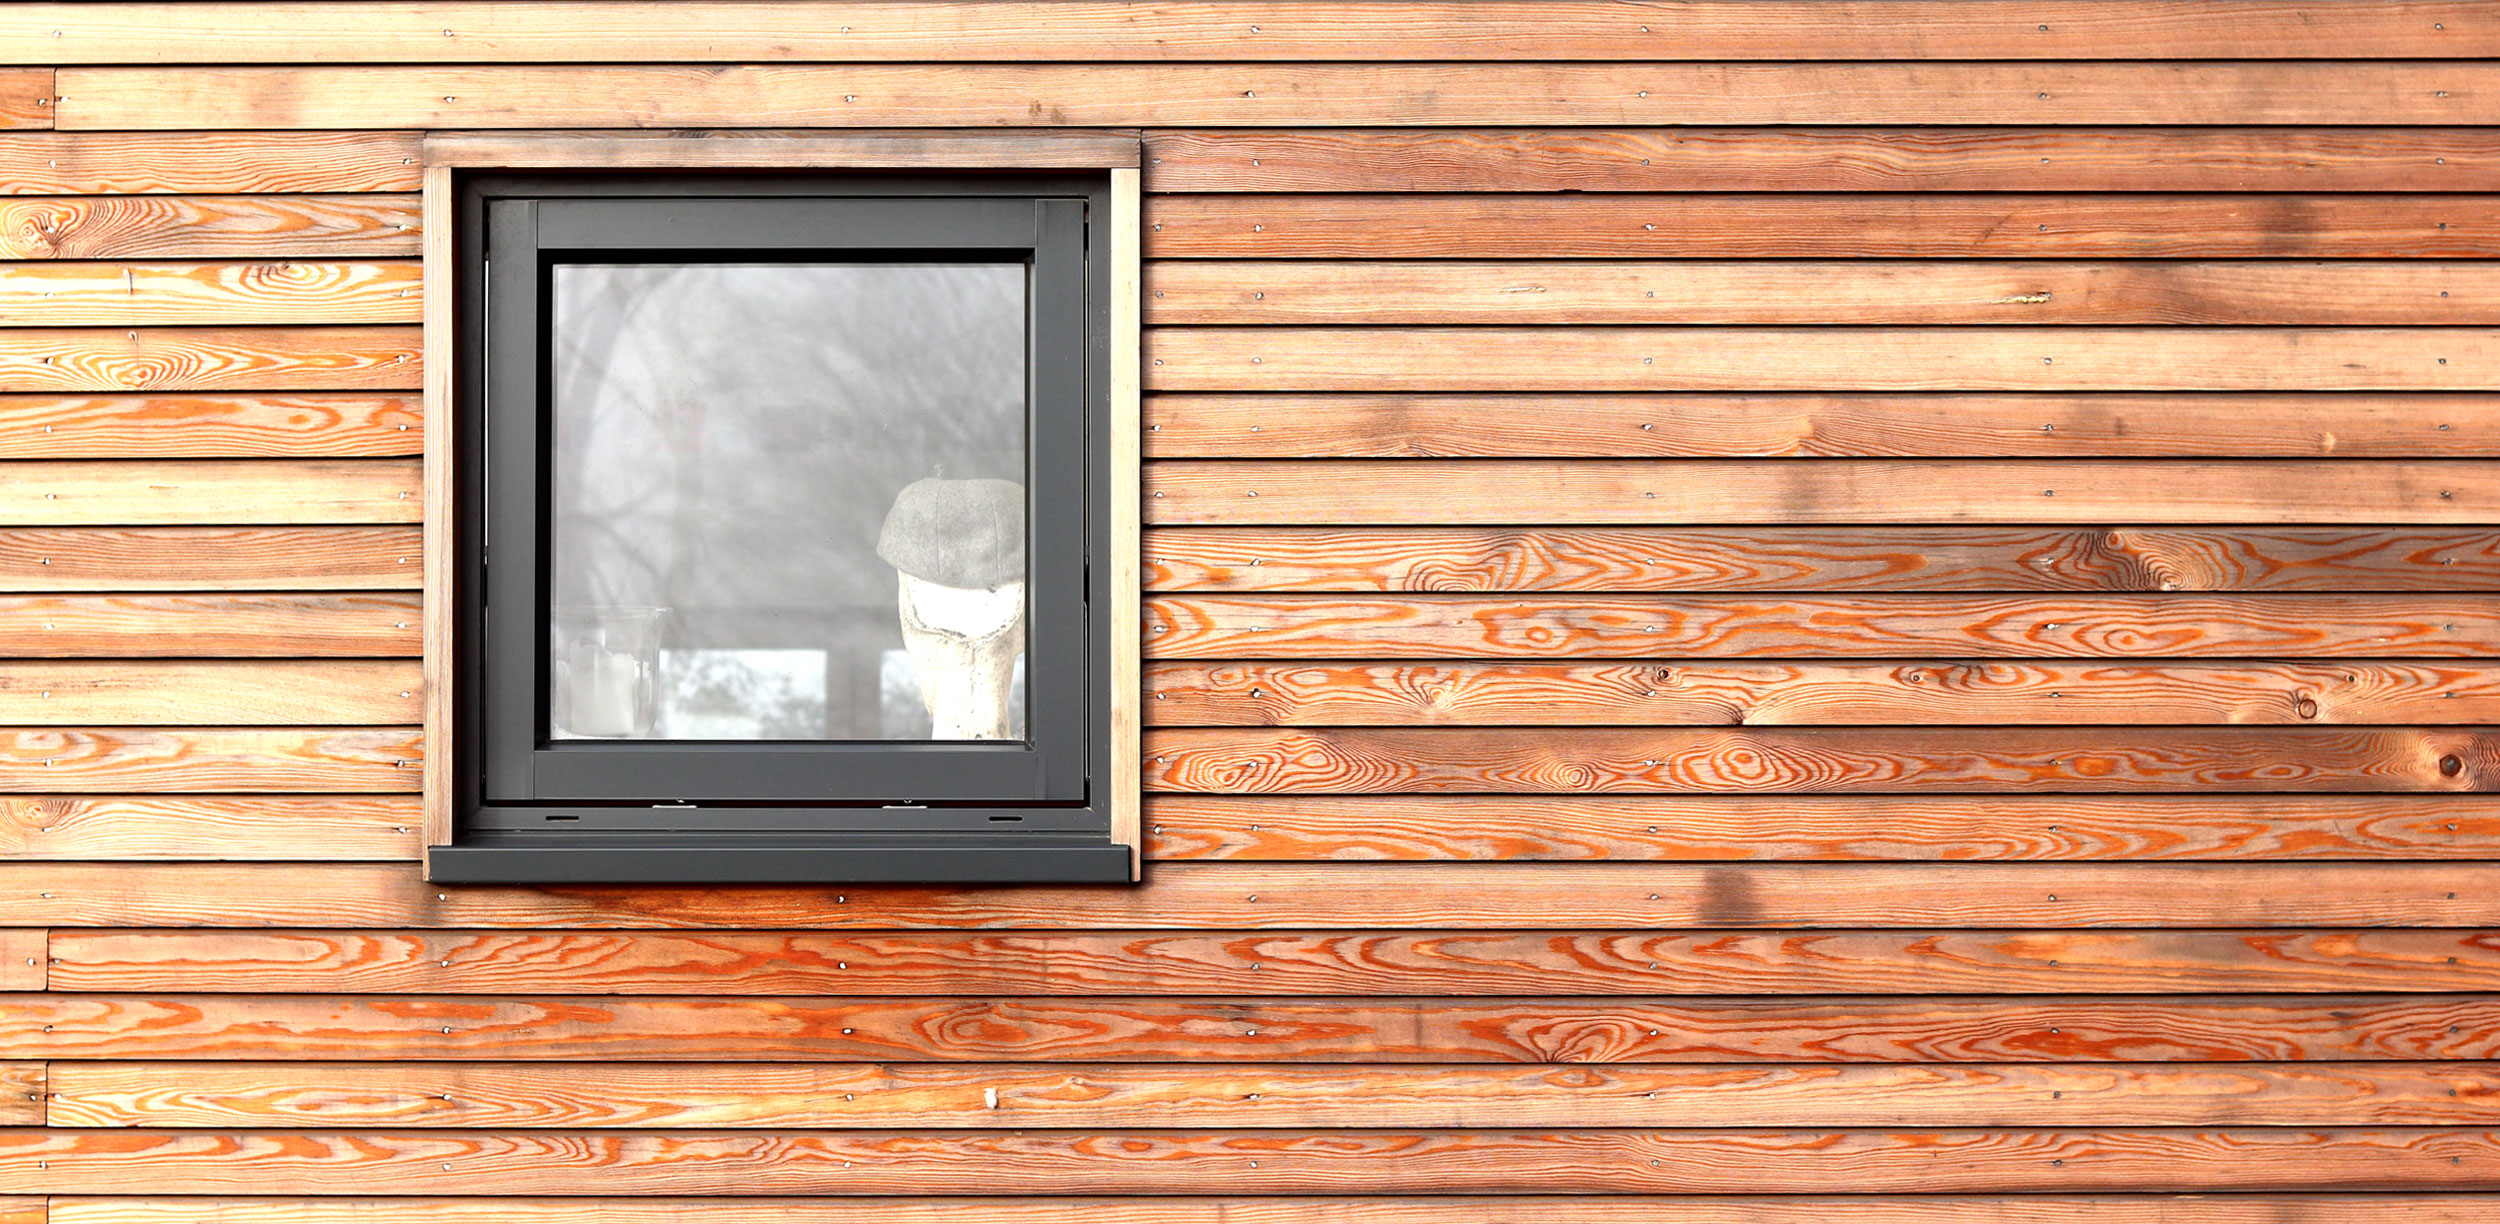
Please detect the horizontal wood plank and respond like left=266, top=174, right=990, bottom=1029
left=0, top=131, right=420, bottom=195
left=1144, top=727, right=2500, bottom=794
left=1144, top=661, right=2500, bottom=727
left=0, top=261, right=419, bottom=326
left=53, top=64, right=2500, bottom=129
left=0, top=594, right=420, bottom=657
left=0, top=70, right=41, bottom=130
left=44, top=1060, right=2500, bottom=1130
left=0, top=661, right=420, bottom=725
left=9, top=993, right=2496, bottom=1065
left=41, top=1194, right=2500, bottom=1224
left=12, top=3, right=2499, bottom=62
left=1142, top=794, right=2500, bottom=862
left=4, top=1126, right=2495, bottom=1194
left=1145, top=527, right=2500, bottom=593
left=0, top=393, right=420, bottom=459
left=47, top=928, right=2500, bottom=997
left=1147, top=262, right=2500, bottom=327
left=1144, top=594, right=2500, bottom=660
left=1142, top=394, right=2500, bottom=459
left=0, top=930, right=35, bottom=991
left=0, top=795, right=419, bottom=861
left=0, top=459, right=419, bottom=525
left=1146, top=328, right=2500, bottom=393
left=1142, top=461, right=2500, bottom=525
left=0, top=527, right=420, bottom=592
left=0, top=328, right=419, bottom=393
left=0, top=728, right=418, bottom=793
left=0, top=1065, right=30, bottom=1127
left=1149, top=195, right=2500, bottom=259
left=8, top=862, right=2500, bottom=929
left=1147, top=128, right=2500, bottom=194
left=0, top=195, right=418, bottom=260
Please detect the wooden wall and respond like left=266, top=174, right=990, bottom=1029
left=1, top=2, right=2498, bottom=1218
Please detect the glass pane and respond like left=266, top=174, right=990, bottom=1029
left=545, top=262, right=1027, bottom=742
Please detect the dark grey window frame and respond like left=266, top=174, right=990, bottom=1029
left=431, top=170, right=1131, bottom=884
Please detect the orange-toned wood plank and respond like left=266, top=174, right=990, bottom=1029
left=52, top=64, right=2500, bottom=130
left=0, top=131, right=420, bottom=195
left=1147, top=328, right=2500, bottom=393
left=0, top=195, right=418, bottom=260
left=8, top=861, right=2500, bottom=930
left=1147, top=262, right=2500, bottom=327
left=1145, top=661, right=2500, bottom=727
left=1142, top=393, right=2497, bottom=459
left=42, top=1194, right=2500, bottom=1224
left=0, top=594, right=419, bottom=657
left=0, top=728, right=418, bottom=793
left=0, top=328, right=418, bottom=393
left=0, top=930, right=36, bottom=991
left=13, top=3, right=2500, bottom=62
left=5, top=1126, right=2497, bottom=1194
left=1142, top=794, right=2500, bottom=862
left=0, top=459, right=419, bottom=525
left=0, top=1066, right=31, bottom=1127
left=9, top=992, right=2491, bottom=1063
left=0, top=661, right=420, bottom=725
left=48, top=928, right=2500, bottom=997
left=1142, top=461, right=2498, bottom=525
left=1149, top=195, right=2500, bottom=259
left=0, top=70, right=43, bottom=130
left=0, top=795, right=418, bottom=861
left=1147, top=128, right=2500, bottom=194
left=0, top=261, right=419, bottom=326
left=45, top=1060, right=2500, bottom=1130
left=1145, top=527, right=2500, bottom=594
left=0, top=527, right=421, bottom=592
left=1144, top=594, right=2500, bottom=660
left=0, top=393, right=420, bottom=459
left=1144, top=726, right=2498, bottom=794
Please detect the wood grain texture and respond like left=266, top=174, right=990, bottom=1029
left=8, top=862, right=2500, bottom=929
left=0, top=795, right=419, bottom=861
left=12, top=3, right=2499, bottom=62
left=47, top=928, right=2500, bottom=997
left=1144, top=661, right=2500, bottom=727
left=0, top=459, right=420, bottom=525
left=1148, top=195, right=2500, bottom=259
left=1144, top=527, right=2500, bottom=594
left=0, top=527, right=421, bottom=592
left=52, top=64, right=2500, bottom=130
left=0, top=261, right=419, bottom=326
left=44, top=1060, right=2500, bottom=1130
left=1147, top=262, right=2500, bottom=327
left=0, top=1067, right=30, bottom=1128
left=0, top=328, right=418, bottom=393
left=1142, top=394, right=2500, bottom=459
left=0, top=131, right=420, bottom=195
left=0, top=70, right=43, bottom=130
left=0, top=594, right=419, bottom=657
left=423, top=129, right=1141, bottom=170
left=418, top=161, right=451, bottom=855
left=0, top=661, right=421, bottom=725
left=0, top=394, right=421, bottom=458
left=1142, top=794, right=2500, bottom=862
left=0, top=930, right=36, bottom=991
left=1146, top=328, right=2500, bottom=393
left=0, top=728, right=419, bottom=793
left=10, top=992, right=2499, bottom=1064
left=1146, top=128, right=2500, bottom=193
left=1144, top=727, right=2500, bottom=794
left=1143, top=460, right=2500, bottom=525
left=42, top=1194, right=2500, bottom=1224
left=1144, top=594, right=2500, bottom=660
left=5, top=1126, right=2498, bottom=1194
left=0, top=195, right=418, bottom=260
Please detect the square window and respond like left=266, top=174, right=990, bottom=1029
left=425, top=156, right=1138, bottom=884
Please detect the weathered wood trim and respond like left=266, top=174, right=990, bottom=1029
left=418, top=163, right=450, bottom=855
left=1108, top=164, right=1143, bottom=876
left=423, top=128, right=1140, bottom=169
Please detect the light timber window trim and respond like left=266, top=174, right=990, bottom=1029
left=419, top=131, right=1143, bottom=883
